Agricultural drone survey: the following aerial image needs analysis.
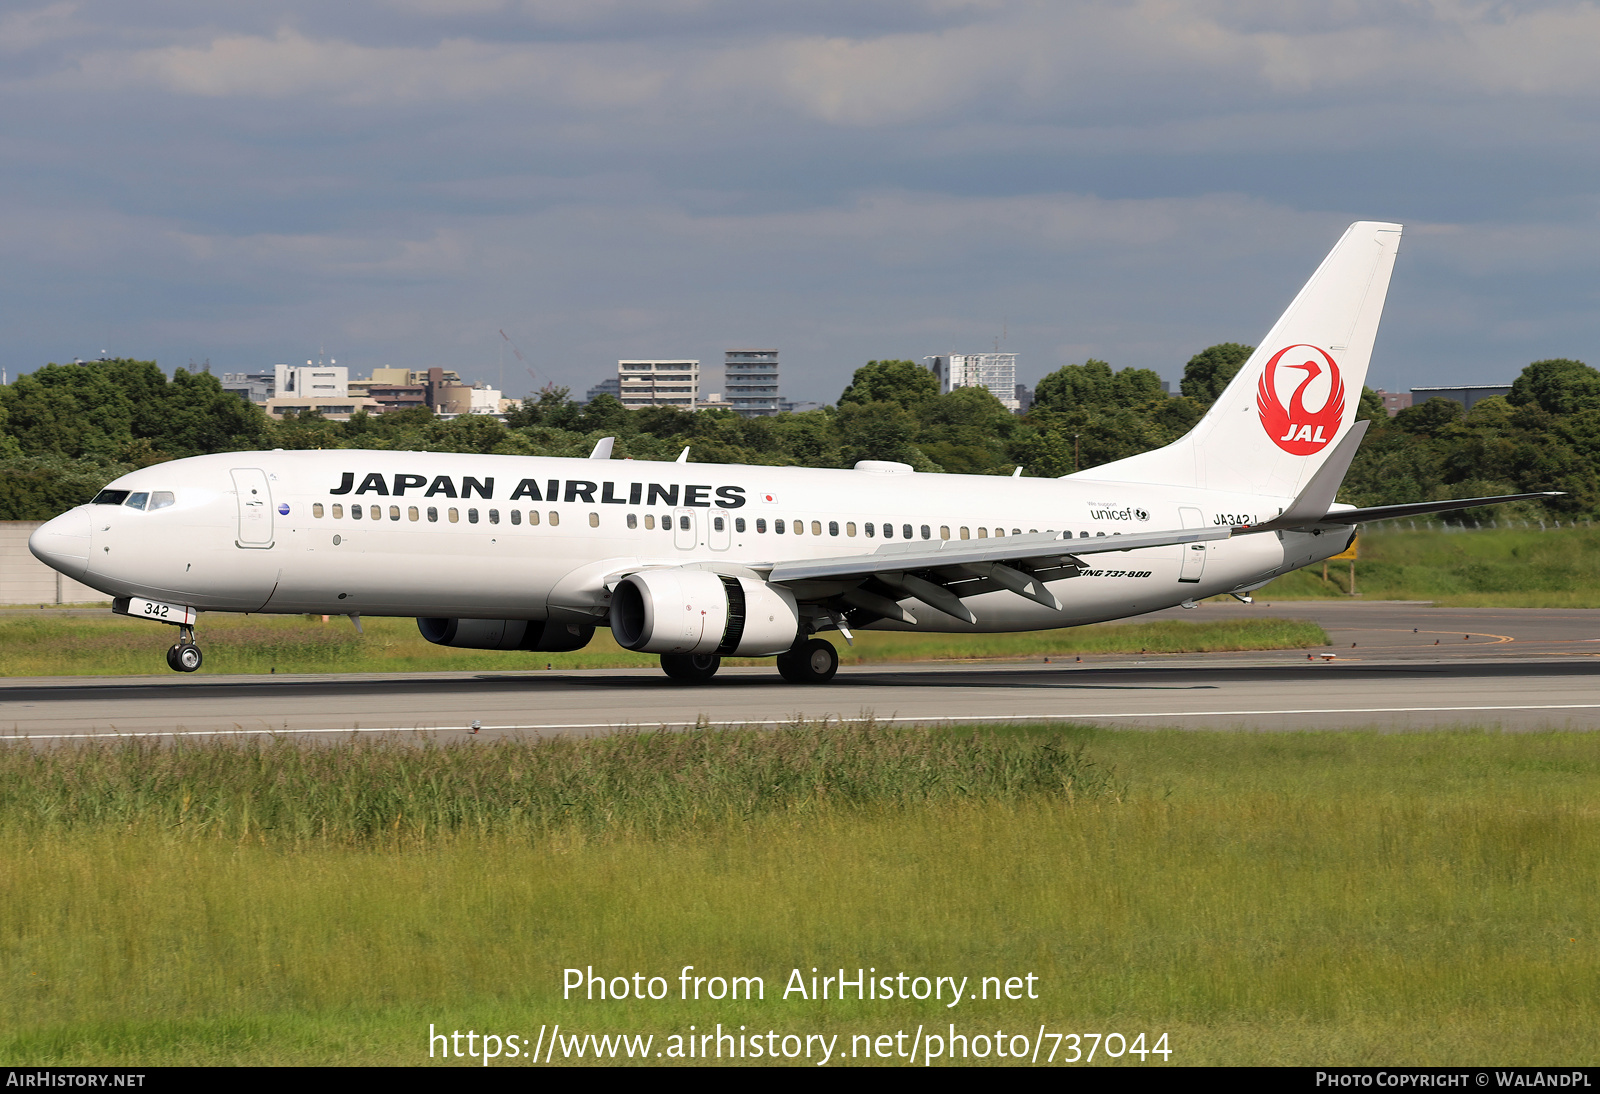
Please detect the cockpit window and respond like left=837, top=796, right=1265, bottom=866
left=149, top=491, right=175, bottom=511
left=125, top=492, right=150, bottom=510
left=92, top=490, right=130, bottom=505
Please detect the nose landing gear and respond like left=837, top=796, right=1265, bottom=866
left=165, top=624, right=202, bottom=673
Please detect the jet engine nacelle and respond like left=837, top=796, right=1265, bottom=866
left=610, top=569, right=800, bottom=656
left=417, top=617, right=594, bottom=652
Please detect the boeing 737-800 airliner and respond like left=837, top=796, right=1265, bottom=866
left=28, top=222, right=1553, bottom=680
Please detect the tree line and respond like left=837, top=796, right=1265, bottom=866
left=2, top=350, right=1595, bottom=520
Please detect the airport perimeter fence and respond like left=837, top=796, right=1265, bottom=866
left=1373, top=518, right=1594, bottom=533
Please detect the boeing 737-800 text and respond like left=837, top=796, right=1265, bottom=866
left=28, top=222, right=1554, bottom=680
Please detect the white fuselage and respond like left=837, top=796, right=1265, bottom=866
left=32, top=450, right=1349, bottom=632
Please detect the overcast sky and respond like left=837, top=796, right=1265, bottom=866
left=4, top=0, right=1600, bottom=402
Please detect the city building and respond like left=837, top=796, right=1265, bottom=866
left=584, top=377, right=621, bottom=404
left=221, top=370, right=275, bottom=403
left=927, top=353, right=1020, bottom=411
left=1409, top=384, right=1510, bottom=411
left=263, top=396, right=382, bottom=421
left=362, top=383, right=429, bottom=413
left=1015, top=383, right=1034, bottom=412
left=696, top=392, right=728, bottom=411
left=1374, top=389, right=1413, bottom=416
left=725, top=349, right=780, bottom=417
left=618, top=360, right=699, bottom=408
left=274, top=362, right=348, bottom=401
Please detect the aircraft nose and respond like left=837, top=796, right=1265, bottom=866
left=29, top=507, right=92, bottom=580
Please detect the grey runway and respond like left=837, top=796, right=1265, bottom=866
left=6, top=602, right=1600, bottom=740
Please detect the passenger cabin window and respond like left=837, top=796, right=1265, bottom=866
left=313, top=503, right=325, bottom=518
left=448, top=508, right=459, bottom=523
left=756, top=518, right=766, bottom=533
left=903, top=524, right=913, bottom=539
left=940, top=526, right=949, bottom=540
left=678, top=515, right=689, bottom=530
left=775, top=519, right=785, bottom=534
left=976, top=527, right=986, bottom=538
left=352, top=505, right=363, bottom=521
left=644, top=515, right=654, bottom=530
left=389, top=505, right=400, bottom=521
left=960, top=526, right=969, bottom=539
left=332, top=504, right=344, bottom=519
left=549, top=512, right=559, bottom=526
left=369, top=505, right=381, bottom=520
left=489, top=509, right=500, bottom=525
left=589, top=513, right=600, bottom=527
left=865, top=522, right=875, bottom=537
left=713, top=516, right=725, bottom=531
left=793, top=520, right=803, bottom=536
left=467, top=508, right=479, bottom=524
left=91, top=490, right=130, bottom=506
left=512, top=510, right=522, bottom=526
left=846, top=522, right=856, bottom=537
left=529, top=511, right=541, bottom=525
left=408, top=507, right=419, bottom=522
left=828, top=521, right=838, bottom=536
left=993, top=528, right=1004, bottom=537
left=149, top=492, right=175, bottom=511
left=920, top=525, right=930, bottom=539
left=812, top=521, right=822, bottom=536
left=735, top=517, right=746, bottom=533
left=882, top=523, right=893, bottom=538
left=427, top=507, right=438, bottom=522
left=627, top=514, right=637, bottom=529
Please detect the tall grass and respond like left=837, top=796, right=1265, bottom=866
left=0, top=613, right=1328, bottom=676
left=0, top=721, right=1122, bottom=843
left=1263, top=524, right=1600, bottom=605
left=3, top=727, right=1597, bottom=1065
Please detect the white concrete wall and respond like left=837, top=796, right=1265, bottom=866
left=0, top=522, right=106, bottom=604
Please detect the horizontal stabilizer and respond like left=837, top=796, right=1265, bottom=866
left=1289, top=492, right=1564, bottom=527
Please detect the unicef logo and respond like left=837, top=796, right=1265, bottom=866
left=1134, top=508, right=1149, bottom=522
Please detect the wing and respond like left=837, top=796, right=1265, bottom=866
left=762, top=526, right=1230, bottom=624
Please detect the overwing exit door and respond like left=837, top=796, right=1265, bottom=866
left=673, top=508, right=696, bottom=550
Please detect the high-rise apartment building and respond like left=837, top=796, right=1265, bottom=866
left=618, top=360, right=699, bottom=408
left=927, top=354, right=1019, bottom=411
left=725, top=349, right=780, bottom=417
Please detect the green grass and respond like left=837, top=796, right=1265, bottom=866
left=0, top=613, right=1329, bottom=676
left=2, top=725, right=1597, bottom=1066
left=1259, top=524, right=1600, bottom=606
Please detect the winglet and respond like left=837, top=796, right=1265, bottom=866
left=588, top=436, right=615, bottom=460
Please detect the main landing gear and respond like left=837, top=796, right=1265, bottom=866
left=776, top=637, right=838, bottom=684
left=165, top=624, right=202, bottom=673
left=657, top=637, right=840, bottom=685
left=660, top=652, right=720, bottom=682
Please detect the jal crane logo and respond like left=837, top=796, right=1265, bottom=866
left=1257, top=344, right=1345, bottom=455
